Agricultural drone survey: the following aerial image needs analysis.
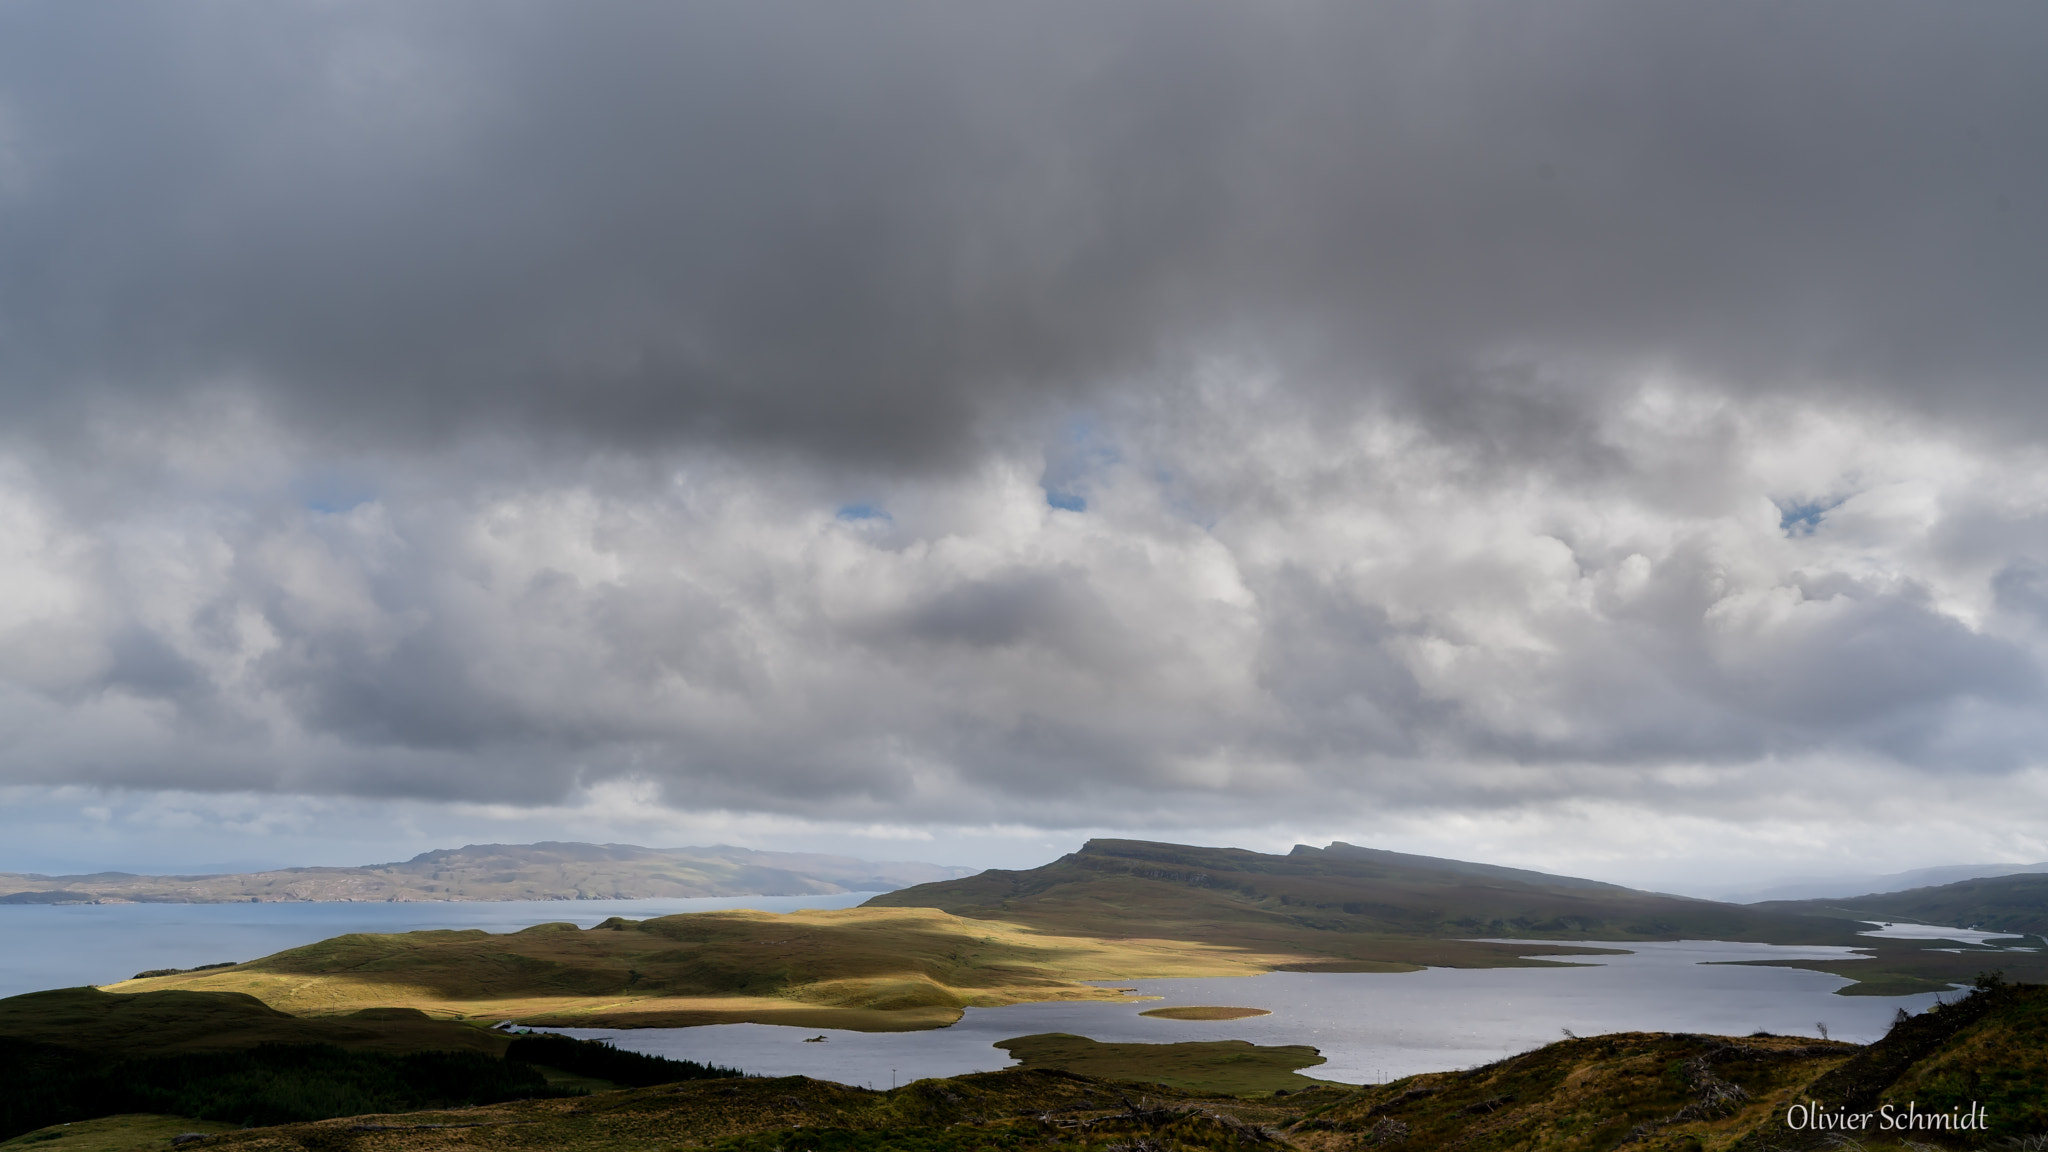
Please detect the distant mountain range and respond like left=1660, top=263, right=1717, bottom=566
left=1725, top=860, right=2048, bottom=903
left=0, top=842, right=977, bottom=904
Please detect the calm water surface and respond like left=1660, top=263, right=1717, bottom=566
left=3, top=904, right=1981, bottom=1091
left=554, top=938, right=1958, bottom=1087
left=0, top=893, right=876, bottom=999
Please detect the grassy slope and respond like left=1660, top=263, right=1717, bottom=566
left=0, top=988, right=507, bottom=1056
left=1879, top=979, right=2048, bottom=1136
left=0, top=1114, right=240, bottom=1152
left=1291, top=1031, right=1861, bottom=1152
left=109, top=906, right=1331, bottom=1031
left=135, top=1070, right=1313, bottom=1152
left=994, top=1032, right=1342, bottom=1095
left=867, top=838, right=1867, bottom=956
left=96, top=984, right=2048, bottom=1152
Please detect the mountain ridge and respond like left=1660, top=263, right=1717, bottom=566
left=864, top=837, right=1860, bottom=946
left=0, top=842, right=976, bottom=904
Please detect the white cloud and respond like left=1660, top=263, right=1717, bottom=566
left=1, top=2, right=2045, bottom=887
left=0, top=370, right=2042, bottom=888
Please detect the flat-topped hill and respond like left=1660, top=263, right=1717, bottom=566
left=865, top=837, right=1864, bottom=946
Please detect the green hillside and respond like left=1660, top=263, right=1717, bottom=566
left=1759, top=872, right=2048, bottom=937
left=107, top=905, right=1309, bottom=1031
left=866, top=838, right=1868, bottom=946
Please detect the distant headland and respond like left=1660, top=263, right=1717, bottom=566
left=0, top=841, right=976, bottom=904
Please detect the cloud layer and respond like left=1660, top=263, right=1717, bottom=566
left=1, top=1, right=2045, bottom=877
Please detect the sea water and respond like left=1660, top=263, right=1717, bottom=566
left=551, top=937, right=1969, bottom=1087
left=0, top=892, right=877, bottom=999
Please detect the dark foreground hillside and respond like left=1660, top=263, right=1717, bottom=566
left=5, top=979, right=2044, bottom=1152
left=0, top=990, right=738, bottom=1142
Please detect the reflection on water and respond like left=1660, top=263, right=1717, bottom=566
left=558, top=938, right=1955, bottom=1087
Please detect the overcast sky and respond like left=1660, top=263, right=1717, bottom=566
left=2, top=1, right=2046, bottom=897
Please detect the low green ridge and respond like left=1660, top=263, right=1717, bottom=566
left=1761, top=873, right=2048, bottom=937
left=994, top=1032, right=1338, bottom=1095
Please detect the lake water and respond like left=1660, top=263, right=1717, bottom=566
left=553, top=937, right=1958, bottom=1088
left=0, top=901, right=1972, bottom=1090
left=0, top=893, right=876, bottom=999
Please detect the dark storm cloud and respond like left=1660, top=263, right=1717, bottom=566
left=5, top=0, right=2048, bottom=862
left=1, top=0, right=2045, bottom=468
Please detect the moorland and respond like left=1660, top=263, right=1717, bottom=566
left=106, top=839, right=2048, bottom=1031
left=3, top=975, right=2042, bottom=1151
left=9, top=838, right=2047, bottom=1149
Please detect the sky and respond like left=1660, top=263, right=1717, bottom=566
left=2, top=1, right=2047, bottom=899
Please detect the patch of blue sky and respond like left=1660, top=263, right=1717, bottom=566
left=292, top=468, right=377, bottom=514
left=836, top=504, right=891, bottom=522
left=1040, top=417, right=1120, bottom=514
left=1776, top=495, right=1848, bottom=537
